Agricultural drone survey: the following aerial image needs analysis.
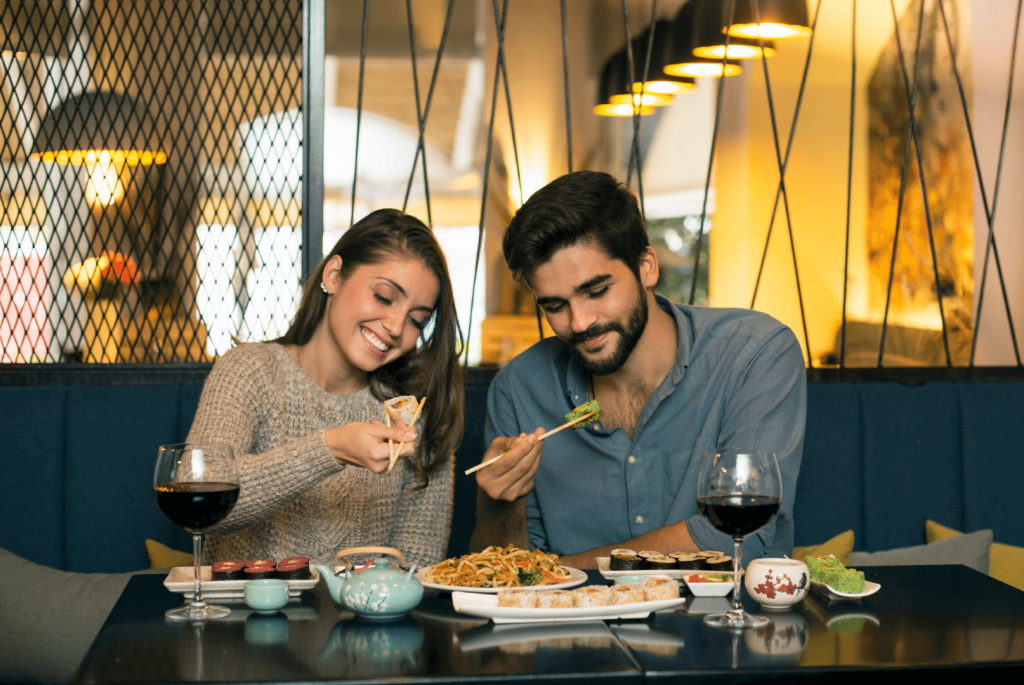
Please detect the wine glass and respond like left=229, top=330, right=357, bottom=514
left=153, top=443, right=240, bottom=621
left=696, top=448, right=782, bottom=629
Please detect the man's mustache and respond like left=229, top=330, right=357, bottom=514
left=566, top=322, right=624, bottom=346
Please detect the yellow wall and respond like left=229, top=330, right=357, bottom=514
left=711, top=0, right=918, bottom=365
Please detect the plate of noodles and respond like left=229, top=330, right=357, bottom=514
left=417, top=545, right=587, bottom=594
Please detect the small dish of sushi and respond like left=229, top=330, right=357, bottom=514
left=682, top=573, right=735, bottom=597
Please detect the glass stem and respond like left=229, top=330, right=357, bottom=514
left=190, top=533, right=204, bottom=610
left=731, top=538, right=743, bottom=615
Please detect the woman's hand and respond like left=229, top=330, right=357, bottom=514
left=325, top=420, right=417, bottom=473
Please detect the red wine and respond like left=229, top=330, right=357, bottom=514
left=696, top=495, right=780, bottom=539
left=154, top=482, right=240, bottom=532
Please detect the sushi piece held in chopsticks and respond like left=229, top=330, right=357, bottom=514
left=565, top=399, right=603, bottom=429
left=463, top=398, right=603, bottom=476
left=383, top=395, right=425, bottom=471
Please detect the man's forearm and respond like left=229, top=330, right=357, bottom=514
left=468, top=488, right=531, bottom=552
left=557, top=520, right=699, bottom=569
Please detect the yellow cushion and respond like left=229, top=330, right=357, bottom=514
left=145, top=539, right=194, bottom=569
left=792, top=529, right=854, bottom=567
left=925, top=520, right=1024, bottom=592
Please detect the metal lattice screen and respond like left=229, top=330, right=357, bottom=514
left=1, top=0, right=303, bottom=363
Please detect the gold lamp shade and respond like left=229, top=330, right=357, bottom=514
left=30, top=91, right=167, bottom=166
left=691, top=0, right=776, bottom=60
left=664, top=1, right=743, bottom=78
left=596, top=50, right=662, bottom=117
left=727, top=0, right=812, bottom=40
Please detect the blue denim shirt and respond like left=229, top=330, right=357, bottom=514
left=484, top=296, right=806, bottom=560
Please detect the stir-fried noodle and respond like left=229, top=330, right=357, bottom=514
left=425, top=545, right=572, bottom=588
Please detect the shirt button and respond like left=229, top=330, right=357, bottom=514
left=628, top=455, right=636, bottom=464
left=636, top=516, right=643, bottom=524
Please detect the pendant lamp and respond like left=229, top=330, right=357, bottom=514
left=31, top=91, right=166, bottom=206
left=664, top=1, right=743, bottom=78
left=692, top=0, right=775, bottom=60
left=596, top=49, right=662, bottom=117
left=631, top=20, right=697, bottom=96
left=727, top=0, right=812, bottom=40
left=30, top=91, right=167, bottom=166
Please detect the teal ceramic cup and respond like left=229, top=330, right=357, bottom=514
left=613, top=575, right=647, bottom=585
left=244, top=579, right=289, bottom=614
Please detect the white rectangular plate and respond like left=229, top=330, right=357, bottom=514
left=597, top=557, right=740, bottom=581
left=163, top=565, right=319, bottom=600
left=451, top=590, right=686, bottom=624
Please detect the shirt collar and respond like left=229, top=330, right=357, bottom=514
left=562, top=293, right=692, bottom=404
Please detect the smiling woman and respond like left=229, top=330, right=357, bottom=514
left=185, top=209, right=464, bottom=568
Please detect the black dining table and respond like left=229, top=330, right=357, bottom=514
left=71, top=565, right=1024, bottom=684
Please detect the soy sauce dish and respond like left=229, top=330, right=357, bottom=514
left=682, top=574, right=734, bottom=597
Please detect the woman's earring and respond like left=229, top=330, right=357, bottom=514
left=320, top=282, right=328, bottom=294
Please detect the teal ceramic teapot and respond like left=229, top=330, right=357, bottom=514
left=317, top=546, right=423, bottom=621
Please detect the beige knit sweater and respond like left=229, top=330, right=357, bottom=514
left=189, top=343, right=453, bottom=568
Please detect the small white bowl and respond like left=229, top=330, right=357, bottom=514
left=682, top=574, right=734, bottom=597
left=744, top=558, right=809, bottom=609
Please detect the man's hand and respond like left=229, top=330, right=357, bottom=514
left=475, top=427, right=545, bottom=502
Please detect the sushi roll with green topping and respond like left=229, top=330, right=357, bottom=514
left=565, top=399, right=603, bottom=428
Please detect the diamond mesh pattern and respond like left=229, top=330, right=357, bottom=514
left=1, top=0, right=302, bottom=363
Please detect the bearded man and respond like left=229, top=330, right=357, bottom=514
left=468, top=171, right=806, bottom=568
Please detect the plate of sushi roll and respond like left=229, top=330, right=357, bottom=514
left=451, top=577, right=685, bottom=623
left=163, top=557, right=318, bottom=599
left=598, top=549, right=741, bottom=580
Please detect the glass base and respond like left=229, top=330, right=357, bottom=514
left=703, top=610, right=769, bottom=629
left=165, top=603, right=231, bottom=621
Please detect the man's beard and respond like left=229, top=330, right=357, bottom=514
left=565, top=284, right=649, bottom=376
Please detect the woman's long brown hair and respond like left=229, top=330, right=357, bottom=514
left=277, top=209, right=464, bottom=486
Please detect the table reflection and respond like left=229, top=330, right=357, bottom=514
left=317, top=615, right=423, bottom=676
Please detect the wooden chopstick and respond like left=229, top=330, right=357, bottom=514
left=463, top=411, right=596, bottom=476
left=385, top=412, right=395, bottom=463
left=388, top=396, right=426, bottom=472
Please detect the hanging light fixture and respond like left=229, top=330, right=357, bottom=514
left=664, top=1, right=743, bottom=78
left=631, top=20, right=697, bottom=96
left=727, top=0, right=812, bottom=40
left=595, top=49, right=661, bottom=117
left=692, top=0, right=776, bottom=60
left=30, top=91, right=166, bottom=206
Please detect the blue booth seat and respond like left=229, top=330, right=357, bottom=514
left=3, top=365, right=1024, bottom=572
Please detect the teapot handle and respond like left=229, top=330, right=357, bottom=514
left=336, top=546, right=407, bottom=568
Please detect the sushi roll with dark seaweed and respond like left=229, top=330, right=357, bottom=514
left=609, top=550, right=643, bottom=571
left=705, top=556, right=733, bottom=574
left=671, top=553, right=704, bottom=570
left=212, top=561, right=244, bottom=581
left=643, top=554, right=677, bottom=572
left=243, top=565, right=276, bottom=580
left=277, top=560, right=311, bottom=580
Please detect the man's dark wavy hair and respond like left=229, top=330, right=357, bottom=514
left=503, top=171, right=649, bottom=283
